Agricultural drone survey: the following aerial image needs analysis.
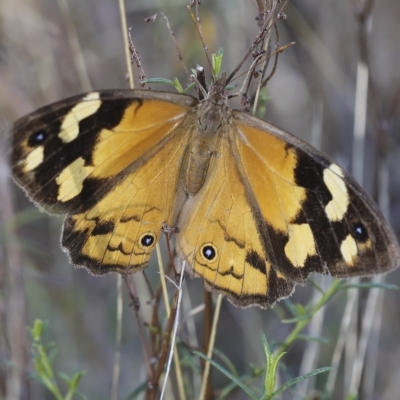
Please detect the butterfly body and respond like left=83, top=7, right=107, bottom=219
left=183, top=85, right=229, bottom=196
left=11, top=86, right=400, bottom=308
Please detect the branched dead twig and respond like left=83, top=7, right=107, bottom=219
left=128, top=28, right=148, bottom=88
left=124, top=276, right=154, bottom=382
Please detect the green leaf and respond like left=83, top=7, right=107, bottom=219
left=213, top=348, right=239, bottom=377
left=211, top=48, right=223, bottom=78
left=140, top=77, right=175, bottom=85
left=29, top=319, right=44, bottom=341
left=296, top=334, right=329, bottom=344
left=281, top=314, right=310, bottom=324
left=140, top=77, right=196, bottom=94
left=183, top=81, right=197, bottom=93
left=27, top=319, right=85, bottom=400
left=193, top=351, right=259, bottom=399
left=217, top=372, right=259, bottom=400
left=69, top=371, right=86, bottom=390
left=340, top=282, right=398, bottom=291
left=172, top=77, right=184, bottom=93
left=263, top=367, right=333, bottom=400
left=255, top=87, right=269, bottom=118
left=125, top=381, right=149, bottom=400
left=308, top=279, right=326, bottom=294
left=260, top=331, right=287, bottom=397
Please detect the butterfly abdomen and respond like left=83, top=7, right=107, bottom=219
left=185, top=138, right=213, bottom=196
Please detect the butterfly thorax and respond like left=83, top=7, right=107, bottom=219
left=184, top=91, right=230, bottom=196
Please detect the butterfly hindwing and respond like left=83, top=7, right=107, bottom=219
left=61, top=125, right=192, bottom=273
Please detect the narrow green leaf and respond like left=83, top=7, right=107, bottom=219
left=307, top=279, right=326, bottom=294
left=213, top=348, right=239, bottom=377
left=183, top=82, right=197, bottom=93
left=267, top=367, right=334, bottom=400
left=296, top=334, right=329, bottom=344
left=281, top=314, right=310, bottom=324
left=140, top=78, right=175, bottom=85
left=193, top=351, right=259, bottom=399
left=217, top=372, right=259, bottom=400
left=340, top=283, right=398, bottom=291
left=172, top=77, right=184, bottom=93
left=70, top=371, right=86, bottom=389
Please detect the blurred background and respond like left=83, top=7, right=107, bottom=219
left=1, top=0, right=400, bottom=399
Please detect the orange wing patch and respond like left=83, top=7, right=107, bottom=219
left=235, top=123, right=306, bottom=232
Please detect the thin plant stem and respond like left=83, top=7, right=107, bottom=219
left=199, top=294, right=223, bottom=400
left=326, top=283, right=358, bottom=392
left=1, top=137, right=28, bottom=400
left=278, top=279, right=341, bottom=355
left=362, top=287, right=383, bottom=400
left=349, top=276, right=382, bottom=394
left=156, top=245, right=186, bottom=400
left=118, top=0, right=134, bottom=88
left=201, top=290, right=213, bottom=400
left=56, top=0, right=91, bottom=91
left=160, top=263, right=186, bottom=400
left=344, top=2, right=370, bottom=391
left=111, top=275, right=123, bottom=400
left=124, top=276, right=154, bottom=382
left=156, top=244, right=170, bottom=316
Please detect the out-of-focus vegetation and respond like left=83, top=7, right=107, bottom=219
left=1, top=1, right=400, bottom=399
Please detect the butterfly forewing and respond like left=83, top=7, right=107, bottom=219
left=12, top=90, right=197, bottom=213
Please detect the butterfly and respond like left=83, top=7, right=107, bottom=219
left=11, top=75, right=400, bottom=308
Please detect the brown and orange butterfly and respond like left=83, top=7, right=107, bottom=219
left=11, top=75, right=400, bottom=308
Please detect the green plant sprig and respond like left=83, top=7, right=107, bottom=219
left=28, top=319, right=87, bottom=400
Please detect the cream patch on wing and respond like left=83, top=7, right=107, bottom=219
left=58, top=92, right=101, bottom=143
left=56, top=157, right=94, bottom=201
left=24, top=145, right=44, bottom=172
left=284, top=223, right=317, bottom=267
left=323, top=164, right=349, bottom=221
left=340, top=234, right=358, bottom=266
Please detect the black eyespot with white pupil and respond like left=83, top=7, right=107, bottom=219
left=28, top=130, right=47, bottom=147
left=139, top=233, right=156, bottom=248
left=353, top=222, right=369, bottom=243
left=200, top=244, right=218, bottom=262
